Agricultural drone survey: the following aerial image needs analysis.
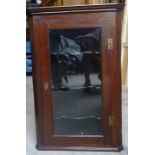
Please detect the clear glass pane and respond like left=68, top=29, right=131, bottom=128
left=49, top=28, right=103, bottom=135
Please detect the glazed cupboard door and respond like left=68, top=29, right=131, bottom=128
left=29, top=9, right=122, bottom=151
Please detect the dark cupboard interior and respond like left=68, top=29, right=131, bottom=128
left=49, top=28, right=103, bottom=135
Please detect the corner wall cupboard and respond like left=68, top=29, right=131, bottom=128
left=27, top=3, right=124, bottom=151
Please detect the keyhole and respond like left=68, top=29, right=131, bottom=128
left=43, top=82, right=49, bottom=90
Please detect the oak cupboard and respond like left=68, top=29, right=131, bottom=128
left=27, top=3, right=124, bottom=151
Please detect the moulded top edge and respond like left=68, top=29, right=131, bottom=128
left=26, top=3, right=125, bottom=15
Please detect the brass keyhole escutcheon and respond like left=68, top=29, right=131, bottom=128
left=43, top=82, right=49, bottom=90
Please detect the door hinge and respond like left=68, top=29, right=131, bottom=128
left=108, top=115, right=114, bottom=127
left=108, top=38, right=113, bottom=50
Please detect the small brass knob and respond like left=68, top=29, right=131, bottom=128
left=43, top=82, right=49, bottom=90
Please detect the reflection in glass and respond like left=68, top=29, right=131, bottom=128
left=49, top=28, right=103, bottom=135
